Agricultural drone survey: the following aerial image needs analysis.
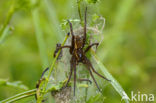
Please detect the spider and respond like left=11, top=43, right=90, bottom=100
left=54, top=7, right=110, bottom=96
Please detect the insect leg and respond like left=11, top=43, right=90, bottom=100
left=36, top=67, right=49, bottom=101
left=59, top=45, right=71, bottom=48
left=67, top=20, right=75, bottom=48
left=78, top=78, right=92, bottom=84
left=53, top=45, right=71, bottom=58
left=73, top=62, right=77, bottom=96
left=41, top=67, right=49, bottom=78
left=65, top=59, right=74, bottom=88
left=86, top=58, right=110, bottom=81
left=36, top=67, right=49, bottom=89
left=86, top=64, right=101, bottom=92
left=83, top=7, right=87, bottom=48
left=84, top=43, right=99, bottom=53
left=91, top=66, right=110, bottom=81
left=68, top=20, right=74, bottom=36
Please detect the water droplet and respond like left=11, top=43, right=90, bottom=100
left=112, top=80, right=115, bottom=83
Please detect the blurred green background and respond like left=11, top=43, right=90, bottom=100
left=0, top=0, right=156, bottom=102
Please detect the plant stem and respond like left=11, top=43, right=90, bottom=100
left=0, top=89, right=36, bottom=103
left=0, top=26, right=10, bottom=44
left=91, top=49, right=130, bottom=103
left=0, top=3, right=14, bottom=35
left=0, top=79, right=70, bottom=103
left=37, top=34, right=70, bottom=102
left=0, top=1, right=15, bottom=44
left=77, top=0, right=82, bottom=24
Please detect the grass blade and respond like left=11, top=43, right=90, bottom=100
left=32, top=7, right=49, bottom=68
left=43, top=0, right=64, bottom=40
left=91, top=50, right=130, bottom=103
left=0, top=89, right=36, bottom=103
left=0, top=26, right=10, bottom=44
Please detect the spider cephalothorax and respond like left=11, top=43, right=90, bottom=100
left=54, top=7, right=110, bottom=96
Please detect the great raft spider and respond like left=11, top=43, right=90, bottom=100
left=54, top=7, right=110, bottom=96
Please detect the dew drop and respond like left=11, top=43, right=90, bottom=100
left=112, top=80, right=115, bottom=83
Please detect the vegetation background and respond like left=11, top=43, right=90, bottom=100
left=0, top=0, right=156, bottom=102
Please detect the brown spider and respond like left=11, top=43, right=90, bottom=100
left=54, top=7, right=110, bottom=96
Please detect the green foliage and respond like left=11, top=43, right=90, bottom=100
left=0, top=3, right=14, bottom=42
left=0, top=26, right=11, bottom=44
left=91, top=50, right=129, bottom=103
left=87, top=93, right=104, bottom=103
left=92, top=14, right=100, bottom=22
left=0, top=79, right=28, bottom=90
left=36, top=34, right=69, bottom=102
left=15, top=0, right=32, bottom=11
left=85, top=0, right=99, bottom=4
left=0, top=80, right=71, bottom=103
left=61, top=19, right=80, bottom=30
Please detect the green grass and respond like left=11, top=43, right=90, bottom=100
left=91, top=50, right=129, bottom=103
left=0, top=2, right=15, bottom=44
left=32, top=5, right=49, bottom=69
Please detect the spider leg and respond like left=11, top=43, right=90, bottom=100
left=36, top=67, right=49, bottom=89
left=90, top=65, right=110, bottom=81
left=83, top=7, right=87, bottom=48
left=67, top=20, right=75, bottom=48
left=65, top=57, right=75, bottom=88
left=73, top=61, right=77, bottom=96
left=84, top=43, right=99, bottom=53
left=78, top=78, right=92, bottom=84
left=58, top=45, right=71, bottom=49
left=53, top=45, right=71, bottom=58
left=85, top=57, right=110, bottom=81
left=54, top=43, right=61, bottom=58
left=41, top=67, right=49, bottom=78
left=68, top=20, right=74, bottom=36
left=36, top=68, right=48, bottom=101
left=86, top=64, right=101, bottom=92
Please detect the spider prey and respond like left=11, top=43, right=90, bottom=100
left=54, top=7, right=110, bottom=96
